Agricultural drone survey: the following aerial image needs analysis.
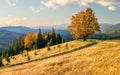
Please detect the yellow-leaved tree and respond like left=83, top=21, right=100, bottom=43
left=24, top=32, right=35, bottom=50
left=68, top=8, right=101, bottom=41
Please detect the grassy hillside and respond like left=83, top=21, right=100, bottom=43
left=0, top=40, right=120, bottom=75
left=2, top=41, right=92, bottom=66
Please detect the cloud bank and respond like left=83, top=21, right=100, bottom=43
left=0, top=16, right=27, bottom=26
left=5, top=0, right=18, bottom=7
left=40, top=0, right=120, bottom=11
left=29, top=6, right=41, bottom=13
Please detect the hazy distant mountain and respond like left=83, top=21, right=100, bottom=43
left=105, top=24, right=120, bottom=33
left=35, top=23, right=113, bottom=32
left=34, top=24, right=69, bottom=30
left=0, top=26, right=38, bottom=34
left=0, top=30, right=22, bottom=52
left=104, top=24, right=120, bottom=38
left=100, top=24, right=112, bottom=33
left=0, top=30, right=22, bottom=42
left=0, top=24, right=112, bottom=34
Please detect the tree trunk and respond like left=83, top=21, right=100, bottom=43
left=83, top=36, right=87, bottom=41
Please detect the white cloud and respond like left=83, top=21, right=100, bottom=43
left=0, top=16, right=27, bottom=26
left=40, top=0, right=120, bottom=11
left=41, top=0, right=75, bottom=9
left=5, top=0, right=18, bottom=7
left=97, top=0, right=112, bottom=7
left=108, top=6, right=116, bottom=11
left=97, top=0, right=117, bottom=11
left=29, top=6, right=41, bottom=13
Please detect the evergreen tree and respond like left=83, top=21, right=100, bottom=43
left=18, top=35, right=25, bottom=52
left=8, top=45, right=14, bottom=56
left=50, top=28, right=56, bottom=45
left=19, top=50, right=23, bottom=55
left=36, top=28, right=43, bottom=49
left=61, top=38, right=64, bottom=43
left=102, top=36, right=106, bottom=40
left=50, top=38, right=53, bottom=46
left=6, top=53, right=10, bottom=63
left=7, top=35, right=25, bottom=57
left=0, top=57, right=3, bottom=66
left=56, top=34, right=62, bottom=44
left=42, top=37, right=46, bottom=47
left=108, top=36, right=112, bottom=40
left=1, top=49, right=6, bottom=58
left=45, top=33, right=50, bottom=45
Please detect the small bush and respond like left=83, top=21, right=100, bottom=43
left=102, top=37, right=106, bottom=40
left=34, top=51, right=38, bottom=55
left=57, top=44, right=61, bottom=48
left=11, top=56, right=16, bottom=60
left=89, top=39, right=93, bottom=42
left=108, top=36, right=112, bottom=40
left=65, top=43, right=68, bottom=49
left=27, top=55, right=30, bottom=61
left=53, top=46, right=56, bottom=49
left=47, top=46, right=51, bottom=51
left=20, top=50, right=23, bottom=55
left=6, top=54, right=10, bottom=63
left=26, top=52, right=30, bottom=61
left=23, top=50, right=28, bottom=57
left=71, top=45, right=74, bottom=48
left=97, top=37, right=100, bottom=40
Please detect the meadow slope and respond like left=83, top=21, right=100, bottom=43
left=0, top=40, right=120, bottom=75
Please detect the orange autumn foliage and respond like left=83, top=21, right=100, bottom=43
left=24, top=32, right=35, bottom=50
left=68, top=8, right=100, bottom=41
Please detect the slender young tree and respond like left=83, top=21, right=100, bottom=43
left=61, top=38, right=64, bottom=43
left=36, top=28, right=43, bottom=48
left=50, top=38, right=53, bottom=46
left=6, top=53, right=10, bottom=63
left=50, top=28, right=56, bottom=45
left=56, top=34, right=62, bottom=44
left=0, top=57, right=4, bottom=66
left=18, top=35, right=25, bottom=52
left=1, top=49, right=6, bottom=58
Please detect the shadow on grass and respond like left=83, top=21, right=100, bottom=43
left=1, top=41, right=98, bottom=69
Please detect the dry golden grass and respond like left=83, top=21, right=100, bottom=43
left=0, top=40, right=120, bottom=75
left=2, top=40, right=91, bottom=66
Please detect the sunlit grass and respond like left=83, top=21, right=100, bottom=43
left=0, top=40, right=120, bottom=75
left=2, top=40, right=91, bottom=66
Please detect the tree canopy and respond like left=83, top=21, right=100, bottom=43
left=68, top=8, right=100, bottom=41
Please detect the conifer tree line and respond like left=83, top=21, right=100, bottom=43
left=0, top=28, right=64, bottom=59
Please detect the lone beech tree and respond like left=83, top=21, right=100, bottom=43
left=68, top=8, right=100, bottom=41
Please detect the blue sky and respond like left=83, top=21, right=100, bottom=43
left=0, top=0, right=120, bottom=27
